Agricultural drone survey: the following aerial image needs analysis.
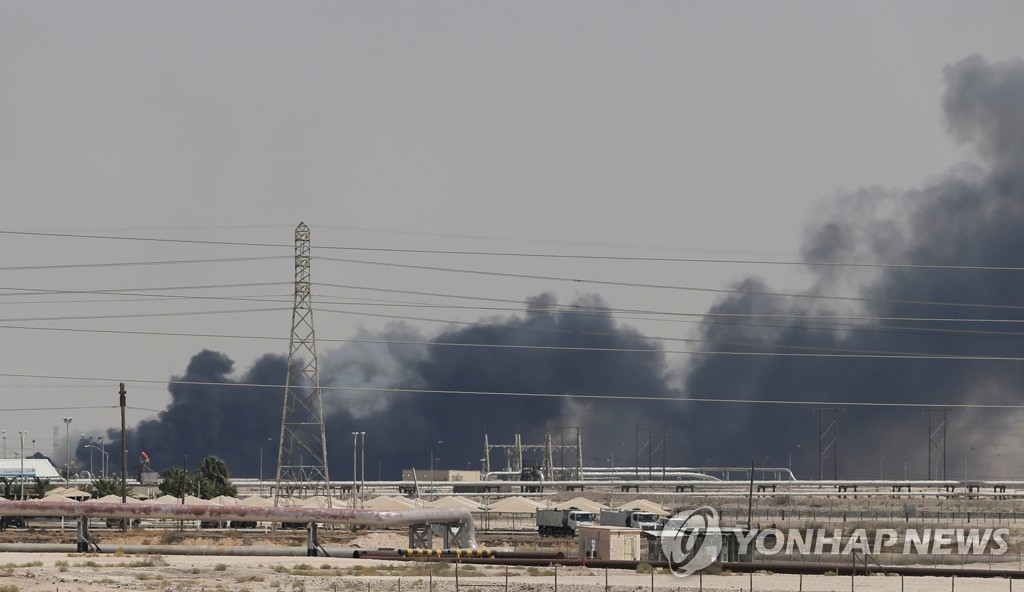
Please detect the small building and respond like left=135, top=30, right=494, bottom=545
left=401, top=469, right=480, bottom=482
left=0, top=458, right=61, bottom=480
left=0, top=459, right=62, bottom=499
left=578, top=525, right=642, bottom=561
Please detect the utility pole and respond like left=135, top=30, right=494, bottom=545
left=119, top=383, right=128, bottom=531
left=120, top=383, right=127, bottom=507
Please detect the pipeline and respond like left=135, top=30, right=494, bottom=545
left=722, top=560, right=1024, bottom=579
left=353, top=553, right=1024, bottom=578
left=361, top=549, right=563, bottom=560
left=0, top=543, right=365, bottom=557
left=0, top=500, right=478, bottom=548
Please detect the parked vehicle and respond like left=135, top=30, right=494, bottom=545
left=0, top=516, right=26, bottom=529
left=599, top=508, right=660, bottom=530
left=536, top=507, right=595, bottom=537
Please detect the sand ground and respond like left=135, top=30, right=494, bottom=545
left=1, top=550, right=1022, bottom=592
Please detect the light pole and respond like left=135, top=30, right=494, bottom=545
left=2, top=430, right=5, bottom=459
left=880, top=454, right=886, bottom=480
left=98, top=436, right=106, bottom=477
left=259, top=437, right=273, bottom=496
left=788, top=444, right=801, bottom=476
left=81, top=436, right=93, bottom=476
left=429, top=440, right=443, bottom=500
left=351, top=432, right=359, bottom=508
left=85, top=445, right=108, bottom=480
left=360, top=432, right=366, bottom=507
left=18, top=430, right=27, bottom=499
left=62, top=417, right=73, bottom=483
left=965, top=447, right=975, bottom=482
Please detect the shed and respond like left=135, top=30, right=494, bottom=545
left=578, top=525, right=642, bottom=561
left=615, top=498, right=669, bottom=515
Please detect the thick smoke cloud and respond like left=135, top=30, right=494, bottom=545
left=98, top=293, right=676, bottom=479
left=78, top=350, right=289, bottom=478
left=91, top=56, right=1024, bottom=483
left=681, top=56, right=1024, bottom=479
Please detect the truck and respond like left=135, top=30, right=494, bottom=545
left=599, top=508, right=660, bottom=530
left=536, top=507, right=596, bottom=537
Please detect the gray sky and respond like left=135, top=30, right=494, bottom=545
left=1, top=2, right=1022, bottom=464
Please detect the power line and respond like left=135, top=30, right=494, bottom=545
left=0, top=255, right=288, bottom=272
left=317, top=256, right=1024, bottom=312
left=3, top=231, right=1024, bottom=314
left=2, top=371, right=1024, bottom=410
left=5, top=318, right=1024, bottom=360
left=6, top=228, right=1024, bottom=272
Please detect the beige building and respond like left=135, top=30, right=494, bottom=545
left=578, top=525, right=642, bottom=561
left=401, top=469, right=480, bottom=482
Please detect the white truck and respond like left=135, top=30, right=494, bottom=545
left=536, top=507, right=596, bottom=537
left=599, top=508, right=660, bottom=530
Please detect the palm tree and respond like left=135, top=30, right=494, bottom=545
left=31, top=477, right=53, bottom=499
left=197, top=456, right=237, bottom=499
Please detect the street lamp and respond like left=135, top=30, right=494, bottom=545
left=351, top=432, right=360, bottom=508
left=18, top=430, right=27, bottom=499
left=880, top=454, right=886, bottom=480
left=360, top=431, right=366, bottom=507
left=1, top=429, right=5, bottom=459
left=259, top=437, right=273, bottom=496
left=965, top=447, right=975, bottom=482
left=430, top=440, right=443, bottom=501
left=62, top=417, right=73, bottom=483
left=85, top=445, right=108, bottom=479
left=97, top=436, right=106, bottom=477
left=81, top=435, right=94, bottom=476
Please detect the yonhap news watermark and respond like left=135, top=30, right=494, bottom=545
left=659, top=506, right=1011, bottom=578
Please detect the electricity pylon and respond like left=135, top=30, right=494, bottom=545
left=275, top=222, right=332, bottom=506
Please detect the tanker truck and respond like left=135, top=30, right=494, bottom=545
left=536, top=507, right=596, bottom=537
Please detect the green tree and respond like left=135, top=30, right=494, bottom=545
left=90, top=476, right=122, bottom=498
left=31, top=477, right=53, bottom=498
left=156, top=468, right=195, bottom=499
left=197, top=456, right=237, bottom=499
left=155, top=456, right=236, bottom=499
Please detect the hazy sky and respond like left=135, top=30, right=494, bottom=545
left=1, top=2, right=1022, bottom=469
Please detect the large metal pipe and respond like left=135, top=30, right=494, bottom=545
left=350, top=554, right=1024, bottom=578
left=0, top=501, right=478, bottom=548
left=0, top=544, right=365, bottom=557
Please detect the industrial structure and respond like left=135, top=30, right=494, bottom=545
left=274, top=222, right=332, bottom=506
left=482, top=427, right=583, bottom=482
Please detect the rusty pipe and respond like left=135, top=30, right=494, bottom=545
left=0, top=544, right=363, bottom=557
left=0, top=501, right=477, bottom=548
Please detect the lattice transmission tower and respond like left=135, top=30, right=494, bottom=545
left=275, top=222, right=332, bottom=506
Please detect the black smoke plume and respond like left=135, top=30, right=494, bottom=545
left=93, top=293, right=677, bottom=479
left=88, top=56, right=1024, bottom=483
left=682, top=55, right=1024, bottom=479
